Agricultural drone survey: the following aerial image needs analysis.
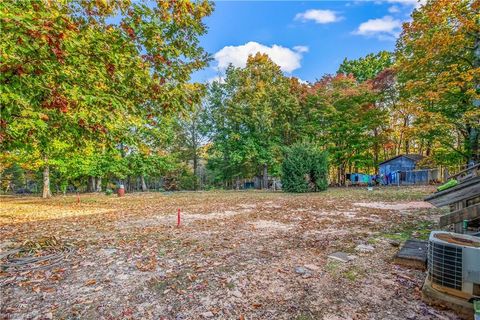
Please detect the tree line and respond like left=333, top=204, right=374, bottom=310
left=1, top=0, right=478, bottom=197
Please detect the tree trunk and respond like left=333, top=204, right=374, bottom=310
left=337, top=166, right=341, bottom=186
left=405, top=140, right=410, bottom=155
left=193, top=153, right=198, bottom=191
left=373, top=128, right=379, bottom=174
left=262, top=164, right=268, bottom=190
left=96, top=177, right=102, bottom=192
left=397, top=115, right=409, bottom=155
left=404, top=115, right=410, bottom=154
left=88, top=176, right=96, bottom=192
left=397, top=133, right=403, bottom=156
left=339, top=163, right=346, bottom=186
left=468, top=126, right=479, bottom=165
left=42, top=164, right=52, bottom=198
left=191, top=121, right=200, bottom=191
left=426, top=141, right=432, bottom=157
left=141, top=175, right=147, bottom=192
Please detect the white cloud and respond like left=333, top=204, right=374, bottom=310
left=293, top=46, right=309, bottom=53
left=213, top=42, right=308, bottom=73
left=388, top=5, right=400, bottom=13
left=353, top=15, right=402, bottom=40
left=294, top=9, right=342, bottom=24
left=386, top=0, right=426, bottom=8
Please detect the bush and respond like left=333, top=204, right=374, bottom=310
left=281, top=143, right=328, bottom=193
left=105, top=189, right=113, bottom=196
left=179, top=170, right=199, bottom=190
left=162, top=167, right=199, bottom=191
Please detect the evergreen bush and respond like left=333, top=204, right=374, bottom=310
left=282, top=143, right=328, bottom=193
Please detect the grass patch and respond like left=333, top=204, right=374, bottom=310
left=344, top=269, right=358, bottom=282
left=343, top=266, right=365, bottom=282
left=367, top=237, right=380, bottom=245
left=325, top=260, right=365, bottom=282
left=381, top=220, right=435, bottom=242
left=325, top=260, right=341, bottom=275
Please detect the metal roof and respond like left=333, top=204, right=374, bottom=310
left=378, top=154, right=425, bottom=166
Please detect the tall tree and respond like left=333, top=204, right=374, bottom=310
left=337, top=51, right=393, bottom=83
left=338, top=52, right=395, bottom=169
left=206, top=54, right=298, bottom=188
left=306, top=74, right=385, bottom=185
left=0, top=0, right=213, bottom=197
left=174, top=102, right=209, bottom=190
left=396, top=0, right=480, bottom=164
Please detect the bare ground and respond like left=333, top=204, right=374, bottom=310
left=0, top=187, right=459, bottom=320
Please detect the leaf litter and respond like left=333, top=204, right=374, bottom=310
left=0, top=187, right=460, bottom=319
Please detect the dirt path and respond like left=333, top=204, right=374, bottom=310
left=0, top=187, right=458, bottom=319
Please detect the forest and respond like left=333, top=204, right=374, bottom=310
left=1, top=0, right=479, bottom=197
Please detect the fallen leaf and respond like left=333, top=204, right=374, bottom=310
left=84, top=279, right=96, bottom=286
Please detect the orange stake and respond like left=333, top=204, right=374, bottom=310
left=177, top=208, right=181, bottom=227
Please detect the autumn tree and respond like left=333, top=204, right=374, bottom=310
left=305, top=74, right=385, bottom=185
left=337, top=52, right=398, bottom=168
left=396, top=0, right=480, bottom=164
left=0, top=0, right=212, bottom=197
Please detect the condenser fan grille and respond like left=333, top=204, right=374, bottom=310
left=428, top=241, right=463, bottom=290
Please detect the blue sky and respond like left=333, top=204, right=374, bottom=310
left=192, top=0, right=423, bottom=83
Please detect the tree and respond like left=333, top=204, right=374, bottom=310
left=174, top=102, right=209, bottom=190
left=206, top=54, right=298, bottom=188
left=305, top=74, right=385, bottom=185
left=0, top=0, right=213, bottom=197
left=337, top=52, right=395, bottom=170
left=395, top=0, right=480, bottom=164
left=338, top=51, right=393, bottom=83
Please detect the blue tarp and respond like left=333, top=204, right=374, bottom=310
left=349, top=173, right=372, bottom=184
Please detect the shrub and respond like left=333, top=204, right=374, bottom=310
left=281, top=143, right=328, bottom=193
left=105, top=189, right=113, bottom=196
left=179, top=170, right=199, bottom=190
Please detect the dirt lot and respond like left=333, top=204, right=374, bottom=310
left=0, top=187, right=459, bottom=319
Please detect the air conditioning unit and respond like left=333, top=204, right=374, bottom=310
left=428, top=231, right=480, bottom=300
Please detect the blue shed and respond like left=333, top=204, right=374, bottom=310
left=379, top=154, right=424, bottom=176
left=378, top=154, right=423, bottom=175
left=378, top=154, right=433, bottom=185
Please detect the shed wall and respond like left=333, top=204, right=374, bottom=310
left=379, top=156, right=417, bottom=175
